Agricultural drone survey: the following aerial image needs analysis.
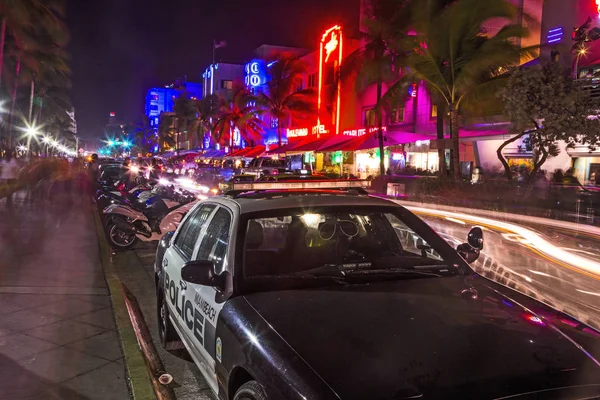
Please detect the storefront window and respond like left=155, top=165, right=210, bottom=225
left=431, top=105, right=438, bottom=119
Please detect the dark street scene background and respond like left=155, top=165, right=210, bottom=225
left=1, top=0, right=600, bottom=399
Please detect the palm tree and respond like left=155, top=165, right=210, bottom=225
left=0, top=0, right=68, bottom=151
left=389, top=0, right=534, bottom=178
left=189, top=94, right=219, bottom=149
left=213, top=86, right=264, bottom=148
left=255, top=53, right=317, bottom=147
left=157, top=113, right=176, bottom=151
left=173, top=93, right=198, bottom=154
left=339, top=0, right=412, bottom=176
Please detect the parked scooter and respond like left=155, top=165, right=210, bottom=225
left=102, top=185, right=197, bottom=250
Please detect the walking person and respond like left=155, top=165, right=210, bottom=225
left=1, top=152, right=20, bottom=210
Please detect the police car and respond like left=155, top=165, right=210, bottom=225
left=155, top=181, right=600, bottom=400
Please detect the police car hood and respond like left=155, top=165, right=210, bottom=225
left=244, top=276, right=600, bottom=399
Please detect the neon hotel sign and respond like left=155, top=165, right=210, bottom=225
left=287, top=125, right=387, bottom=138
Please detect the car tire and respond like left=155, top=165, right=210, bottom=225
left=233, top=381, right=267, bottom=400
left=156, top=287, right=187, bottom=355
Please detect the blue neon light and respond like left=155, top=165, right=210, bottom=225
left=244, top=59, right=267, bottom=88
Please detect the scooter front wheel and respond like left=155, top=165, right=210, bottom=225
left=106, top=218, right=138, bottom=251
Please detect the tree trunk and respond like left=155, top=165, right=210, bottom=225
left=376, top=79, right=385, bottom=176
left=176, top=118, right=180, bottom=156
left=0, top=18, right=5, bottom=92
left=37, top=97, right=43, bottom=124
left=29, top=80, right=35, bottom=123
left=497, top=130, right=527, bottom=180
left=436, top=102, right=446, bottom=176
left=449, top=107, right=460, bottom=179
left=530, top=134, right=549, bottom=180
left=8, top=55, right=21, bottom=152
left=277, top=125, right=282, bottom=148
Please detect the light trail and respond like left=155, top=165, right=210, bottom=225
left=403, top=205, right=600, bottom=277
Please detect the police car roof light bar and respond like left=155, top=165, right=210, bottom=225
left=224, top=179, right=370, bottom=193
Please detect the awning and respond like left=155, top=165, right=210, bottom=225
left=198, top=149, right=226, bottom=159
left=321, top=132, right=432, bottom=152
left=267, top=137, right=314, bottom=154
left=225, top=147, right=252, bottom=158
left=287, top=135, right=352, bottom=153
left=241, top=146, right=267, bottom=158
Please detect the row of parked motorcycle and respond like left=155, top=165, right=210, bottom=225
left=95, top=173, right=206, bottom=251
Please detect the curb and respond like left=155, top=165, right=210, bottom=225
left=93, top=210, right=157, bottom=400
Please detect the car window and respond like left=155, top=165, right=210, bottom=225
left=243, top=209, right=448, bottom=280
left=174, top=204, right=216, bottom=259
left=195, top=208, right=232, bottom=273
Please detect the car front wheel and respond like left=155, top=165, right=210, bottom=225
left=234, top=381, right=267, bottom=400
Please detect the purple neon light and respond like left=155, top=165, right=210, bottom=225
left=546, top=26, right=564, bottom=44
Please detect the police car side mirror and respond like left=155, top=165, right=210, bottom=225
left=457, top=243, right=479, bottom=264
left=457, top=228, right=483, bottom=264
left=467, top=227, right=484, bottom=250
left=181, top=260, right=225, bottom=290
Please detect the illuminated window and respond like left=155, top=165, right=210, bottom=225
left=364, top=108, right=376, bottom=127
left=271, top=118, right=279, bottom=128
left=389, top=106, right=404, bottom=124
left=431, top=105, right=438, bottom=119
left=221, top=80, right=233, bottom=89
left=308, top=73, right=317, bottom=88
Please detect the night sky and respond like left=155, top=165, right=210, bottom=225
left=67, top=0, right=360, bottom=138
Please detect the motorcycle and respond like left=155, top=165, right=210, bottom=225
left=95, top=177, right=153, bottom=211
left=102, top=185, right=198, bottom=250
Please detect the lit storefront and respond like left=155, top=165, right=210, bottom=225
left=404, top=140, right=439, bottom=172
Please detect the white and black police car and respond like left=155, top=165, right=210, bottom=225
left=155, top=180, right=600, bottom=400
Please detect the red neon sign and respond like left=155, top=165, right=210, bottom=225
left=318, top=25, right=343, bottom=136
left=286, top=124, right=330, bottom=138
left=342, top=126, right=388, bottom=137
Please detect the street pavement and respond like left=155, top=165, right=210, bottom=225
left=109, top=243, right=215, bottom=400
left=404, top=204, right=600, bottom=328
left=0, top=191, right=130, bottom=400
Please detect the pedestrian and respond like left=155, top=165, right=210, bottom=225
left=553, top=169, right=564, bottom=184
left=533, top=170, right=550, bottom=204
left=149, top=158, right=160, bottom=184
left=1, top=152, right=20, bottom=210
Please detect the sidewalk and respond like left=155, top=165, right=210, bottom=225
left=0, top=191, right=130, bottom=400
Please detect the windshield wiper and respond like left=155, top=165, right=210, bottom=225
left=345, top=268, right=443, bottom=278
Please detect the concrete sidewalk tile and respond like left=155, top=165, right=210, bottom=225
left=32, top=298, right=107, bottom=319
left=0, top=293, right=64, bottom=309
left=0, top=309, right=62, bottom=332
left=0, top=300, right=24, bottom=315
left=69, top=294, right=112, bottom=307
left=62, top=360, right=129, bottom=400
left=73, top=307, right=116, bottom=330
left=24, top=320, right=106, bottom=346
left=66, top=331, right=123, bottom=362
left=0, top=332, right=58, bottom=360
left=19, top=346, right=110, bottom=383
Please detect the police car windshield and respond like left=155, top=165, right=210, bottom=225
left=243, top=208, right=456, bottom=285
